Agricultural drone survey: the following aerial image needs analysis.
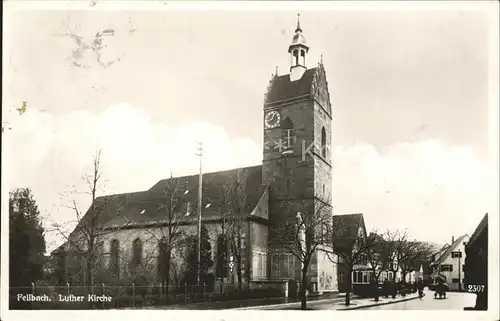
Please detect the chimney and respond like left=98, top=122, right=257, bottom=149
left=452, top=236, right=455, bottom=244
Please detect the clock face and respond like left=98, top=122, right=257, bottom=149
left=264, top=111, right=281, bottom=129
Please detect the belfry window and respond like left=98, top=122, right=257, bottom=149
left=321, top=126, right=327, bottom=158
left=300, top=50, right=305, bottom=65
left=293, top=50, right=299, bottom=66
left=281, top=117, right=295, bottom=151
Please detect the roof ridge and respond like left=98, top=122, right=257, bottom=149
left=435, top=234, right=469, bottom=264
left=156, top=164, right=262, bottom=181
left=96, top=190, right=148, bottom=199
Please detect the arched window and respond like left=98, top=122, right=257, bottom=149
left=132, top=238, right=142, bottom=272
left=157, top=237, right=168, bottom=282
left=95, top=241, right=104, bottom=270
left=293, top=50, right=299, bottom=65
left=216, top=234, right=228, bottom=278
left=110, top=239, right=120, bottom=277
left=280, top=117, right=295, bottom=149
left=300, top=50, right=305, bottom=65
left=321, top=126, right=327, bottom=158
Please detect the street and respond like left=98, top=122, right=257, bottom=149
left=249, top=290, right=477, bottom=310
left=363, top=290, right=477, bottom=310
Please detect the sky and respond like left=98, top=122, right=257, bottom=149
left=2, top=2, right=498, bottom=253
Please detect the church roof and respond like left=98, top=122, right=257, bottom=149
left=69, top=191, right=149, bottom=237
left=264, top=67, right=318, bottom=104
left=90, top=165, right=266, bottom=229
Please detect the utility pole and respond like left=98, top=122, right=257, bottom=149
left=195, top=141, right=203, bottom=285
left=458, top=250, right=462, bottom=291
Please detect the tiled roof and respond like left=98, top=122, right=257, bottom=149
left=69, top=191, right=148, bottom=235
left=434, top=234, right=469, bottom=265
left=332, top=213, right=365, bottom=250
left=264, top=68, right=317, bottom=104
left=100, top=165, right=266, bottom=228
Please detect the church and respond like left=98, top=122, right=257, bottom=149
left=55, top=16, right=342, bottom=295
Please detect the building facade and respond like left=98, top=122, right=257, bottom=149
left=430, top=234, right=470, bottom=291
left=464, top=213, right=488, bottom=310
left=53, top=16, right=339, bottom=295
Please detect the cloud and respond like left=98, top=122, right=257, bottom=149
left=332, top=140, right=490, bottom=245
left=5, top=104, right=490, bottom=251
left=5, top=103, right=261, bottom=251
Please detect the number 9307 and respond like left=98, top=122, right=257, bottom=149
left=468, top=285, right=485, bottom=293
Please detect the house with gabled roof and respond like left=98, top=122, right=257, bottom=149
left=332, top=213, right=367, bottom=292
left=53, top=16, right=343, bottom=295
left=430, top=234, right=470, bottom=291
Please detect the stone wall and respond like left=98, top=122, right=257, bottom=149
left=82, top=217, right=269, bottom=287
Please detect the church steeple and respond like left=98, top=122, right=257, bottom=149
left=288, top=14, right=309, bottom=82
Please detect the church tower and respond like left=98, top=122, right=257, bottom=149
left=262, top=15, right=334, bottom=284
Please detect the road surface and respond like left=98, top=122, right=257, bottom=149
left=363, top=290, right=477, bottom=310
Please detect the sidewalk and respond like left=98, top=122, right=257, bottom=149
left=123, top=291, right=419, bottom=310
left=335, top=293, right=420, bottom=310
left=137, top=292, right=342, bottom=310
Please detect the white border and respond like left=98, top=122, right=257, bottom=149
left=1, top=1, right=499, bottom=321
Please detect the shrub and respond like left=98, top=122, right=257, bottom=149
left=114, top=295, right=144, bottom=308
left=143, top=294, right=175, bottom=306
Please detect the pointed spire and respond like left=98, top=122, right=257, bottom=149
left=320, top=54, right=323, bottom=64
left=295, top=13, right=302, bottom=33
left=275, top=65, right=279, bottom=76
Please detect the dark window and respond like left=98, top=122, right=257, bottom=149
left=452, top=278, right=460, bottom=283
left=157, top=238, right=168, bottom=282
left=339, top=272, right=344, bottom=283
left=280, top=118, right=295, bottom=150
left=293, top=50, right=299, bottom=65
left=132, top=238, right=142, bottom=272
left=110, top=239, right=120, bottom=277
left=216, top=234, right=228, bottom=278
left=321, top=127, right=327, bottom=157
left=440, top=264, right=453, bottom=272
left=462, top=264, right=465, bottom=272
left=95, top=241, right=104, bottom=269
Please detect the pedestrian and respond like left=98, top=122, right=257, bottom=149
left=391, top=280, right=397, bottom=299
left=370, top=275, right=379, bottom=301
left=417, top=278, right=424, bottom=298
left=383, top=279, right=388, bottom=298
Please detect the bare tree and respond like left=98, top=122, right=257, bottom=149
left=49, top=149, right=131, bottom=290
left=49, top=149, right=106, bottom=289
left=142, top=173, right=190, bottom=297
left=271, top=198, right=333, bottom=310
left=217, top=169, right=248, bottom=291
left=330, top=214, right=373, bottom=306
left=397, top=239, right=435, bottom=282
left=364, top=230, right=398, bottom=301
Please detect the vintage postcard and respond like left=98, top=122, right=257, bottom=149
left=1, top=1, right=499, bottom=321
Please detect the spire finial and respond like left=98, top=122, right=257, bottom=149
left=275, top=65, right=279, bottom=76
left=320, top=54, right=323, bottom=64
left=295, top=13, right=302, bottom=33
